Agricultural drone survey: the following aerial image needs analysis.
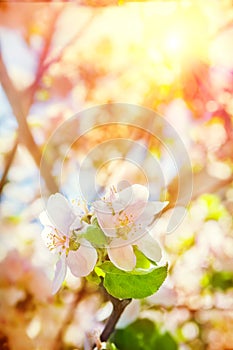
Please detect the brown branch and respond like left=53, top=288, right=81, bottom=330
left=100, top=297, right=131, bottom=343
left=0, top=137, right=18, bottom=195
left=52, top=280, right=87, bottom=350
left=0, top=53, right=58, bottom=193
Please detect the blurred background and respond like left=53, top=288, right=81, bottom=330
left=0, top=1, right=233, bottom=349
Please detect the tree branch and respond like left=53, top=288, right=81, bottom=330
left=0, top=53, right=58, bottom=193
left=0, top=137, right=18, bottom=195
left=42, top=13, right=95, bottom=72
left=26, top=8, right=63, bottom=111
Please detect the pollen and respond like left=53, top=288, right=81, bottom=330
left=118, top=212, right=132, bottom=226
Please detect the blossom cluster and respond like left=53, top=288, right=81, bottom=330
left=40, top=184, right=168, bottom=293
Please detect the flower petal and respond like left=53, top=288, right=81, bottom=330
left=39, top=210, right=53, bottom=227
left=118, top=184, right=149, bottom=207
left=67, top=242, right=97, bottom=277
left=93, top=201, right=118, bottom=237
left=135, top=201, right=169, bottom=227
left=107, top=244, right=136, bottom=271
left=52, top=256, right=67, bottom=294
left=136, top=232, right=162, bottom=262
left=47, top=193, right=76, bottom=234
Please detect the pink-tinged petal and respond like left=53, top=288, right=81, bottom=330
left=117, top=184, right=149, bottom=208
left=47, top=193, right=76, bottom=234
left=96, top=214, right=118, bottom=237
left=94, top=201, right=118, bottom=237
left=136, top=232, right=162, bottom=262
left=67, top=243, right=97, bottom=277
left=135, top=201, right=169, bottom=227
left=52, top=256, right=67, bottom=294
left=114, top=185, right=149, bottom=223
left=107, top=244, right=136, bottom=271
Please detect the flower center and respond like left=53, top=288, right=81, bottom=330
left=46, top=228, right=69, bottom=254
left=115, top=211, right=134, bottom=239
left=118, top=211, right=133, bottom=226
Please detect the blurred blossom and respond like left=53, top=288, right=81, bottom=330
left=192, top=121, right=227, bottom=152
left=182, top=322, right=199, bottom=341
left=116, top=300, right=140, bottom=329
left=207, top=158, right=232, bottom=179
left=147, top=284, right=178, bottom=307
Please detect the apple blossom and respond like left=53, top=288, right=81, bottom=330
left=39, top=193, right=97, bottom=294
left=93, top=184, right=168, bottom=271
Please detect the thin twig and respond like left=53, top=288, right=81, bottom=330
left=0, top=137, right=18, bottom=195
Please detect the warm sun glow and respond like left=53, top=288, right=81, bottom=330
left=164, top=31, right=185, bottom=54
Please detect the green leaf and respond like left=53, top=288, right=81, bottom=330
left=202, top=271, right=233, bottom=291
left=134, top=247, right=152, bottom=269
left=112, top=319, right=177, bottom=350
left=86, top=270, right=102, bottom=285
left=99, top=261, right=167, bottom=299
left=113, top=319, right=156, bottom=350
left=155, top=332, right=178, bottom=350
left=95, top=266, right=105, bottom=278
left=106, top=343, right=119, bottom=350
left=81, top=220, right=107, bottom=246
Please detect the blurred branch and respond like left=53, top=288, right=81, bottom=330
left=0, top=137, right=18, bottom=195
left=192, top=172, right=233, bottom=201
left=42, top=13, right=95, bottom=72
left=167, top=168, right=233, bottom=209
left=211, top=19, right=233, bottom=39
left=52, top=280, right=88, bottom=350
left=26, top=8, right=63, bottom=110
left=0, top=53, right=58, bottom=193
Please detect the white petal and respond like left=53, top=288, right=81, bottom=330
left=136, top=232, right=162, bottom=262
left=145, top=201, right=169, bottom=216
left=107, top=244, right=136, bottom=271
left=70, top=216, right=83, bottom=231
left=47, top=193, right=76, bottom=234
left=39, top=210, right=52, bottom=227
left=67, top=243, right=97, bottom=277
left=52, top=257, right=67, bottom=294
left=93, top=200, right=113, bottom=214
left=41, top=226, right=52, bottom=246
